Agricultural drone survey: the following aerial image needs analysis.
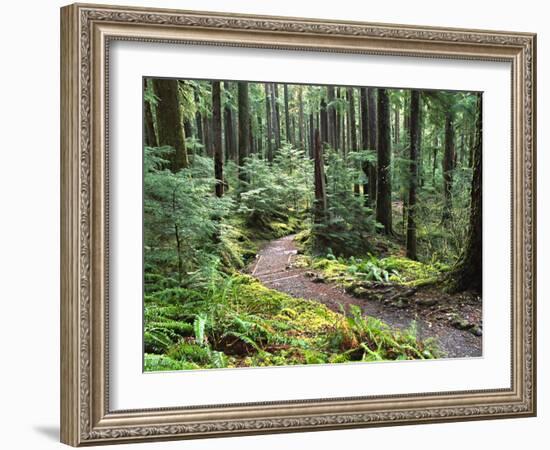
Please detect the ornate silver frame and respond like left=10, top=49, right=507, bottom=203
left=60, top=3, right=536, bottom=446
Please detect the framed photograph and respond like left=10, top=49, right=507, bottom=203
left=60, top=3, right=536, bottom=446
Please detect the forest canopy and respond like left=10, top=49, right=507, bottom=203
left=143, top=78, right=483, bottom=372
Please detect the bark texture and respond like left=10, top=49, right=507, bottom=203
left=313, top=129, right=327, bottom=224
left=264, top=83, right=273, bottom=162
left=376, top=88, right=392, bottom=234
left=367, top=88, right=378, bottom=204
left=223, top=82, right=237, bottom=161
left=442, top=110, right=455, bottom=222
left=143, top=79, right=157, bottom=147
left=212, top=81, right=224, bottom=197
left=237, top=82, right=250, bottom=181
left=450, top=93, right=483, bottom=293
left=283, top=84, right=291, bottom=144
left=406, top=90, right=420, bottom=260
left=153, top=78, right=188, bottom=171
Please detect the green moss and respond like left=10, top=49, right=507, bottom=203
left=302, top=349, right=329, bottom=364
left=294, top=228, right=310, bottom=243
left=219, top=222, right=260, bottom=269
left=293, top=228, right=312, bottom=253
left=144, top=354, right=200, bottom=371
left=309, top=255, right=444, bottom=288
left=312, top=258, right=348, bottom=279
left=381, top=256, right=443, bottom=284
left=269, top=221, right=295, bottom=237
left=144, top=271, right=441, bottom=371
left=328, top=353, right=351, bottom=364
left=279, top=298, right=338, bottom=335
left=291, top=254, right=311, bottom=269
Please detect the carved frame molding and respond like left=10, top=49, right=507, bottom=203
left=61, top=3, right=536, bottom=446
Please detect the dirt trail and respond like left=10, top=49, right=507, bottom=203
left=249, top=234, right=481, bottom=359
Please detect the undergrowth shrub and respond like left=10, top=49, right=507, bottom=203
left=325, top=305, right=439, bottom=361
left=144, top=271, right=440, bottom=371
left=144, top=354, right=200, bottom=371
left=311, top=254, right=446, bottom=287
left=311, top=149, right=378, bottom=256
left=237, top=145, right=312, bottom=238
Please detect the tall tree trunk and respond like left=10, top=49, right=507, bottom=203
left=248, top=116, right=255, bottom=154
left=360, top=87, right=370, bottom=202
left=202, top=116, right=211, bottom=157
left=313, top=129, right=327, bottom=223
left=283, top=84, right=291, bottom=144
left=418, top=102, right=425, bottom=188
left=237, top=82, right=250, bottom=182
left=183, top=120, right=193, bottom=146
left=442, top=111, right=454, bottom=222
left=290, top=116, right=296, bottom=147
left=304, top=114, right=309, bottom=156
left=257, top=114, right=263, bottom=157
left=432, top=135, right=438, bottom=186
left=320, top=97, right=329, bottom=146
left=143, top=79, right=157, bottom=147
left=272, top=83, right=282, bottom=151
left=153, top=78, right=188, bottom=171
left=172, top=191, right=184, bottom=282
left=223, top=82, right=236, bottom=162
left=394, top=106, right=400, bottom=145
left=406, top=90, right=420, bottom=260
left=468, top=126, right=475, bottom=168
left=194, top=86, right=203, bottom=150
left=327, top=86, right=336, bottom=150
left=212, top=81, right=224, bottom=197
left=342, top=89, right=347, bottom=156
left=403, top=94, right=410, bottom=138
left=339, top=88, right=345, bottom=153
left=459, top=131, right=466, bottom=166
left=367, top=88, right=378, bottom=204
left=348, top=88, right=357, bottom=152
left=401, top=93, right=410, bottom=235
left=298, top=86, right=305, bottom=150
left=348, top=88, right=360, bottom=195
left=347, top=105, right=351, bottom=156
left=179, top=81, right=193, bottom=144
left=450, top=93, right=482, bottom=293
left=264, top=83, right=273, bottom=162
left=309, top=114, right=315, bottom=158
left=376, top=88, right=392, bottom=234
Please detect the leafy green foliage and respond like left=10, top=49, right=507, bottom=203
left=144, top=354, right=200, bottom=371
left=345, top=256, right=397, bottom=283
left=323, top=305, right=439, bottom=361
left=144, top=272, right=438, bottom=371
left=237, top=145, right=313, bottom=237
left=412, top=173, right=473, bottom=264
left=142, top=79, right=480, bottom=372
left=144, top=148, right=256, bottom=283
left=312, top=254, right=445, bottom=288
left=312, top=149, right=378, bottom=256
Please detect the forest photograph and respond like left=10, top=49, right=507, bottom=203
left=143, top=77, right=483, bottom=372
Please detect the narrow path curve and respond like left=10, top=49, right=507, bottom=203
left=248, top=234, right=481, bottom=359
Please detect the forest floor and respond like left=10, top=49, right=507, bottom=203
left=247, top=234, right=482, bottom=359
